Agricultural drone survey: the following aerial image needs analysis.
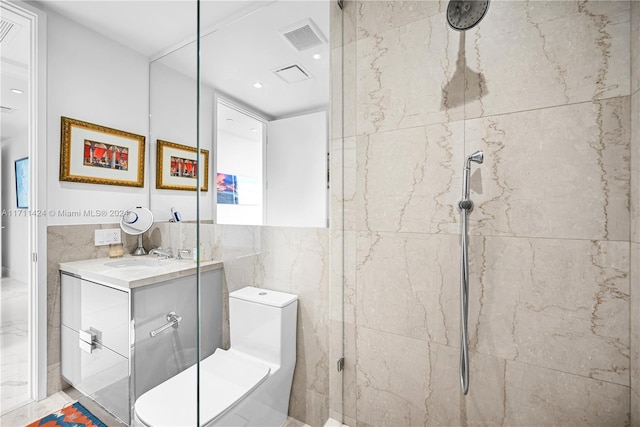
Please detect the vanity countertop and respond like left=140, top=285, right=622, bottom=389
left=59, top=255, right=223, bottom=290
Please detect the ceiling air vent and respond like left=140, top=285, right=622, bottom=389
left=272, top=64, right=313, bottom=84
left=279, top=19, right=327, bottom=52
left=0, top=18, right=19, bottom=45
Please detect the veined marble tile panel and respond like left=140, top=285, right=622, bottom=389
left=465, top=98, right=630, bottom=241
left=632, top=0, right=640, bottom=94
left=341, top=320, right=357, bottom=423
left=256, top=227, right=331, bottom=408
left=356, top=12, right=464, bottom=135
left=330, top=137, right=357, bottom=232
left=632, top=243, right=640, bottom=394
left=504, top=360, right=629, bottom=426
left=355, top=122, right=464, bottom=234
left=355, top=0, right=445, bottom=41
left=465, top=0, right=630, bottom=119
left=632, top=92, right=640, bottom=243
left=342, top=42, right=357, bottom=139
left=355, top=326, right=430, bottom=426
left=355, top=232, right=467, bottom=346
left=289, top=388, right=329, bottom=427
left=426, top=344, right=510, bottom=426
left=471, top=236, right=630, bottom=386
left=633, top=389, right=640, bottom=427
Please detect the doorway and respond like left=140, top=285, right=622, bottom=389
left=0, top=0, right=46, bottom=412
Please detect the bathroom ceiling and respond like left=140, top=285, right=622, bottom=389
left=38, top=0, right=329, bottom=119
left=39, top=0, right=267, bottom=59
left=157, top=0, right=330, bottom=118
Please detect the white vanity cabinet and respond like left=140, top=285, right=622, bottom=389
left=61, top=274, right=131, bottom=423
left=60, top=257, right=223, bottom=426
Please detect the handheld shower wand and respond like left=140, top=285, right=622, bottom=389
left=458, top=150, right=483, bottom=395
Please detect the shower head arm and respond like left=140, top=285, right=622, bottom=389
left=460, top=150, right=484, bottom=208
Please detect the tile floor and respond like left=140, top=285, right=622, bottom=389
left=1, top=385, right=314, bottom=426
left=1, top=277, right=30, bottom=415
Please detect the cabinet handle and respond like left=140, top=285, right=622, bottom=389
left=150, top=312, right=182, bottom=338
left=79, top=329, right=97, bottom=353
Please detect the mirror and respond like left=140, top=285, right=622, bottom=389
left=120, top=207, right=154, bottom=255
left=149, top=0, right=330, bottom=227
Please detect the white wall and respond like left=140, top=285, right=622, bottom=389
left=1, top=130, right=29, bottom=283
left=266, top=111, right=327, bottom=227
left=149, top=62, right=213, bottom=222
left=46, top=9, right=149, bottom=226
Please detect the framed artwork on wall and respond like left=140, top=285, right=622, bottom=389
left=15, top=157, right=28, bottom=209
left=59, top=116, right=146, bottom=187
left=156, top=140, right=209, bottom=191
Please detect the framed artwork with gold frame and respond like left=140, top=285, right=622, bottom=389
left=59, top=116, right=145, bottom=187
left=156, top=140, right=209, bottom=191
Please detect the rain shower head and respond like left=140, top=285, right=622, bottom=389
left=447, top=0, right=490, bottom=31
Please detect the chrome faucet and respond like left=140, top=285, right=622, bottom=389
left=149, top=247, right=174, bottom=259
left=176, top=249, right=191, bottom=260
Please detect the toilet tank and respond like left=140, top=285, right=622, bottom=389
left=229, top=287, right=298, bottom=368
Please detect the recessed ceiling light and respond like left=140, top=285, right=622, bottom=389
left=253, top=82, right=263, bottom=89
left=312, top=54, right=321, bottom=60
left=10, top=88, right=23, bottom=94
left=250, top=128, right=257, bottom=132
left=226, top=118, right=234, bottom=122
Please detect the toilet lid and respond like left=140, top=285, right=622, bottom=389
left=135, top=349, right=270, bottom=427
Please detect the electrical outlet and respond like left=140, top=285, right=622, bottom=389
left=104, top=229, right=121, bottom=244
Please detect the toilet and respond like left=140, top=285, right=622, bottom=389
left=133, top=286, right=298, bottom=427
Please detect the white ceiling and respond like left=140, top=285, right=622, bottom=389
left=38, top=0, right=330, bottom=118
left=1, top=0, right=330, bottom=142
left=155, top=0, right=330, bottom=118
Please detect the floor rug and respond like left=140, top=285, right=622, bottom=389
left=26, top=402, right=107, bottom=427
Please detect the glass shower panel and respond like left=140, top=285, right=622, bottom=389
left=195, top=0, right=343, bottom=425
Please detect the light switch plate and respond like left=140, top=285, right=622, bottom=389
left=94, top=230, right=105, bottom=246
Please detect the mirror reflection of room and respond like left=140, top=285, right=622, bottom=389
left=150, top=0, right=329, bottom=228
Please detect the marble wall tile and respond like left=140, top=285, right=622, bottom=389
left=330, top=137, right=356, bottom=232
left=289, top=389, right=329, bottom=427
left=426, top=344, right=511, bottom=426
left=465, top=0, right=631, bottom=119
left=356, top=12, right=464, bottom=135
left=632, top=243, right=640, bottom=395
left=356, top=232, right=467, bottom=346
left=633, top=389, right=640, bottom=427
left=355, top=326, right=430, bottom=426
left=632, top=92, right=640, bottom=244
left=632, top=0, right=640, bottom=94
left=342, top=42, right=357, bottom=139
left=465, top=98, right=630, bottom=241
left=355, top=122, right=464, bottom=234
left=341, top=320, right=357, bottom=423
left=355, top=1, right=445, bottom=41
left=504, top=360, right=630, bottom=426
left=471, top=236, right=630, bottom=386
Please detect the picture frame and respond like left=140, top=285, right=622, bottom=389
left=15, top=157, right=28, bottom=209
left=59, top=116, right=146, bottom=187
left=156, top=140, right=209, bottom=191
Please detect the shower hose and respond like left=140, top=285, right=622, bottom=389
left=459, top=205, right=470, bottom=395
left=458, top=150, right=482, bottom=395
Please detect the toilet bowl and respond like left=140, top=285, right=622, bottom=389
left=133, top=287, right=298, bottom=427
